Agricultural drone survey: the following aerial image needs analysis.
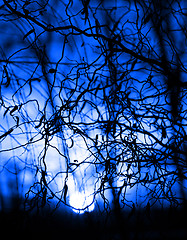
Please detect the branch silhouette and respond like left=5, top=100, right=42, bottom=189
left=0, top=0, right=186, bottom=218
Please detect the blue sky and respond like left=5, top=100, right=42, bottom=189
left=0, top=0, right=187, bottom=213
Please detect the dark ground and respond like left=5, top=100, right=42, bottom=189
left=0, top=201, right=187, bottom=240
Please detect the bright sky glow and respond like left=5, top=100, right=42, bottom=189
left=69, top=191, right=95, bottom=214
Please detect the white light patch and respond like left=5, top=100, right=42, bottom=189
left=69, top=191, right=95, bottom=214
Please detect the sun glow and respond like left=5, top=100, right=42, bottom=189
left=69, top=191, right=95, bottom=214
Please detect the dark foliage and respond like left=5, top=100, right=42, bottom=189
left=0, top=203, right=187, bottom=239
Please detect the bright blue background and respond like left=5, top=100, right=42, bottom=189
left=0, top=0, right=186, bottom=214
